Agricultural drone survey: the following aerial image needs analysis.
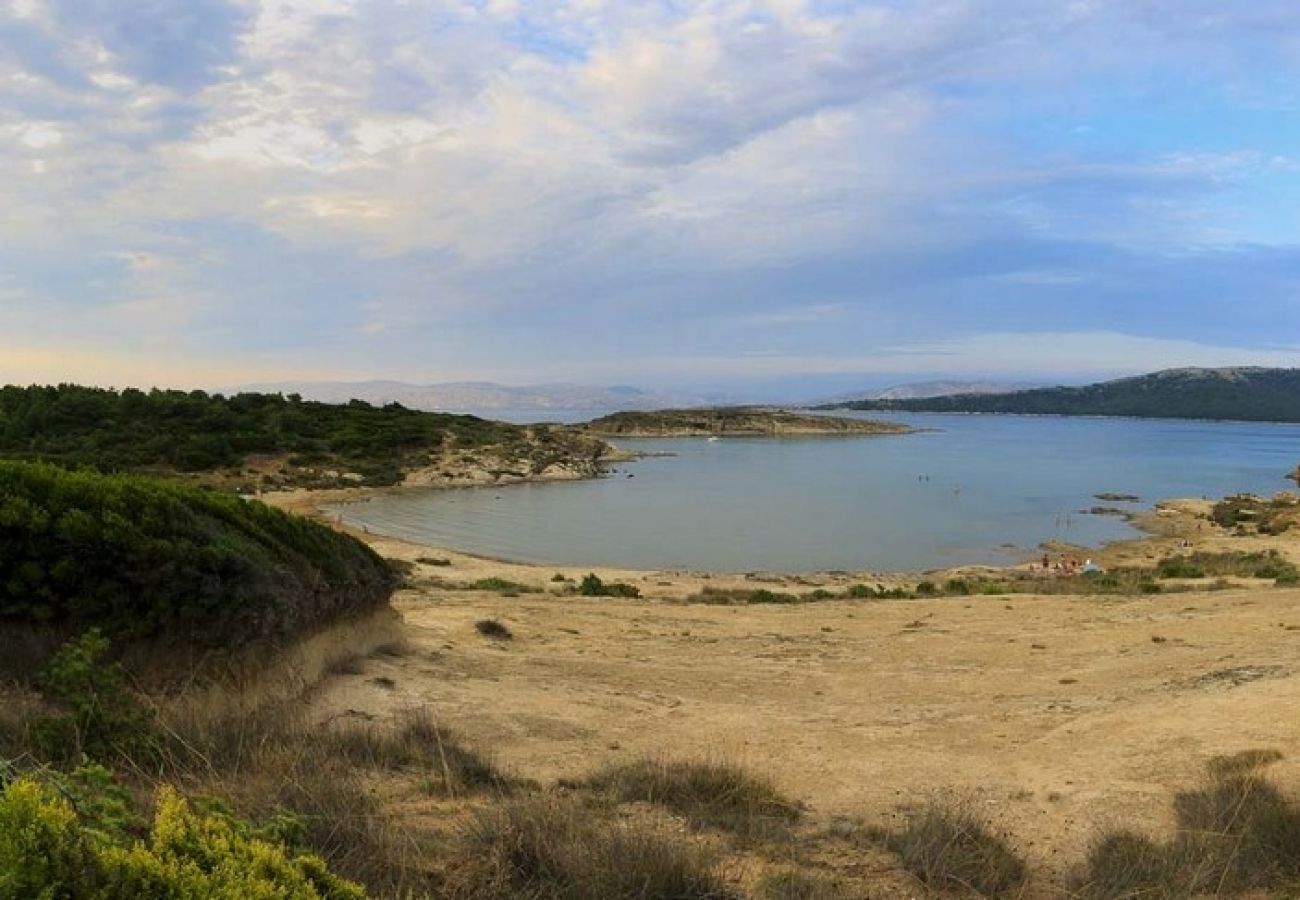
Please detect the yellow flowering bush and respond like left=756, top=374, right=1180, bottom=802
left=0, top=778, right=364, bottom=900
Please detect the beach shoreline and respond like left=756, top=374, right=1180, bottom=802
left=261, top=457, right=1272, bottom=588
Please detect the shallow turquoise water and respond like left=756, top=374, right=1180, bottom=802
left=331, top=414, right=1300, bottom=572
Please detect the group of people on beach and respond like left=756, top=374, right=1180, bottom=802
left=1037, top=553, right=1098, bottom=575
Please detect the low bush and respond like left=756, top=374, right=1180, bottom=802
left=1155, top=549, right=1300, bottom=583
left=577, top=574, right=641, bottom=598
left=1211, top=494, right=1297, bottom=534
left=691, top=587, right=800, bottom=605
left=29, top=630, right=157, bottom=766
left=468, top=577, right=538, bottom=594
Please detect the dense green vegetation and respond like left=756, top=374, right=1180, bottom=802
left=823, top=367, right=1300, bottom=423
left=0, top=383, right=534, bottom=486
left=0, top=461, right=394, bottom=648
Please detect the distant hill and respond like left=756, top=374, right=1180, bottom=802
left=813, top=380, right=1046, bottom=405
left=239, top=380, right=722, bottom=414
left=818, top=368, right=1300, bottom=423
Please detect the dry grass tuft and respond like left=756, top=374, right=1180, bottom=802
left=579, top=758, right=800, bottom=841
left=1077, top=766, right=1300, bottom=898
left=475, top=618, right=513, bottom=640
left=759, top=869, right=850, bottom=899
left=150, top=703, right=512, bottom=895
left=1206, top=747, right=1284, bottom=778
left=875, top=800, right=1027, bottom=897
left=441, top=793, right=739, bottom=899
left=321, top=708, right=515, bottom=795
left=326, top=653, right=367, bottom=676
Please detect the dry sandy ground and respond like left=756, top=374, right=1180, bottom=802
left=266, top=487, right=1300, bottom=891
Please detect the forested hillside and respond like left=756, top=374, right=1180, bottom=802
left=822, top=368, right=1300, bottom=423
left=0, top=384, right=595, bottom=486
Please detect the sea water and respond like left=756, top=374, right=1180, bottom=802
left=330, top=414, right=1300, bottom=572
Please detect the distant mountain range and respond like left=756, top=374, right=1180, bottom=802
left=818, top=367, right=1300, bottom=423
left=236, top=380, right=725, bottom=414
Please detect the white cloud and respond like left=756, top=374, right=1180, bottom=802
left=16, top=121, right=61, bottom=148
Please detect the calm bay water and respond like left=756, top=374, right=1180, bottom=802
left=331, top=414, right=1300, bottom=572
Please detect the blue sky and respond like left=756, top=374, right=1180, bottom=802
left=2, top=0, right=1299, bottom=397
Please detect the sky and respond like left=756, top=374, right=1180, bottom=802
left=2, top=0, right=1300, bottom=399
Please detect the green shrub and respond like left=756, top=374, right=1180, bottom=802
left=578, top=574, right=641, bottom=598
left=690, top=587, right=798, bottom=604
left=0, top=462, right=395, bottom=647
left=1156, top=550, right=1299, bottom=583
left=468, top=577, right=537, bottom=594
left=31, top=630, right=156, bottom=764
left=1211, top=494, right=1297, bottom=534
left=1155, top=559, right=1205, bottom=579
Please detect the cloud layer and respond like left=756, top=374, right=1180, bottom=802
left=2, top=0, right=1299, bottom=393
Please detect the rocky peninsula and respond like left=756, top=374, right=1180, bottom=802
left=581, top=406, right=913, bottom=437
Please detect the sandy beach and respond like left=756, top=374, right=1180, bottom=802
left=261, top=474, right=1300, bottom=893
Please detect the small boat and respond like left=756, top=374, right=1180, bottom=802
left=706, top=436, right=721, bottom=443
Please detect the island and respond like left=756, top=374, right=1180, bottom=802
left=580, top=406, right=914, bottom=437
